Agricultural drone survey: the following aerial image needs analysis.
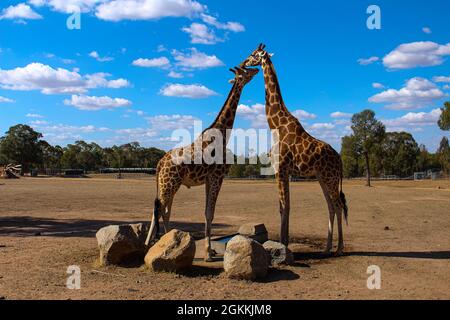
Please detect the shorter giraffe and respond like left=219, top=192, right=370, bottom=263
left=240, top=44, right=348, bottom=255
left=145, top=66, right=259, bottom=261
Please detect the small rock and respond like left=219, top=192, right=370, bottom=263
left=96, top=224, right=147, bottom=266
left=263, top=240, right=294, bottom=266
left=34, top=232, right=42, bottom=236
left=144, top=229, right=195, bottom=273
left=238, top=222, right=268, bottom=243
left=0, top=296, right=5, bottom=300
left=384, top=226, right=390, bottom=231
left=224, top=235, right=269, bottom=281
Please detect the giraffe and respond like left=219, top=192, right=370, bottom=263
left=240, top=44, right=348, bottom=255
left=145, top=66, right=259, bottom=261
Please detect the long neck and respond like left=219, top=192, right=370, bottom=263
left=261, top=56, right=292, bottom=128
left=208, top=82, right=243, bottom=131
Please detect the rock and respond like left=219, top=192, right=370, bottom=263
left=144, top=229, right=195, bottom=273
left=384, top=226, right=390, bottom=231
left=223, top=235, right=269, bottom=280
left=263, top=240, right=294, bottom=266
left=238, top=222, right=268, bottom=243
left=96, top=224, right=147, bottom=266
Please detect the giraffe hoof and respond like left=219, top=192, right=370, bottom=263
left=333, top=249, right=344, bottom=257
left=324, top=248, right=332, bottom=255
left=204, top=256, right=214, bottom=262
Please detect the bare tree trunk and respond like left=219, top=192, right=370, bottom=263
left=364, top=152, right=371, bottom=187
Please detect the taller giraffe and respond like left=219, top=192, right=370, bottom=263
left=145, top=67, right=259, bottom=261
left=240, top=44, right=348, bottom=255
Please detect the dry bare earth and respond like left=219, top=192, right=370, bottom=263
left=0, top=177, right=449, bottom=300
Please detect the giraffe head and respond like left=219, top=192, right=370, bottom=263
left=228, top=66, right=259, bottom=87
left=240, top=43, right=272, bottom=68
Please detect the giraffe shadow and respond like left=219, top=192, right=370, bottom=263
left=345, top=251, right=450, bottom=260
left=0, top=216, right=230, bottom=238
left=293, top=251, right=450, bottom=261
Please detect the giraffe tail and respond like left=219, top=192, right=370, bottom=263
left=339, top=176, right=349, bottom=226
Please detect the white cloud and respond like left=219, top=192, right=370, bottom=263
left=182, top=23, right=222, bottom=45
left=368, top=77, right=446, bottom=110
left=132, top=57, right=170, bottom=68
left=308, top=122, right=335, bottom=130
left=168, top=71, right=184, bottom=79
left=383, top=41, right=450, bottom=69
left=64, top=94, right=132, bottom=111
left=292, top=109, right=317, bottom=120
left=382, top=108, right=442, bottom=131
left=29, top=0, right=102, bottom=13
left=372, top=82, right=385, bottom=89
left=0, top=3, right=42, bottom=21
left=26, top=113, right=44, bottom=118
left=160, top=83, right=218, bottom=98
left=237, top=103, right=316, bottom=128
left=95, top=0, right=205, bottom=21
left=237, top=103, right=266, bottom=128
left=0, top=96, right=15, bottom=103
left=433, top=76, right=450, bottom=83
left=146, top=114, right=200, bottom=130
left=330, top=111, right=352, bottom=118
left=30, top=121, right=108, bottom=143
left=29, top=119, right=48, bottom=125
left=172, top=48, right=223, bottom=69
left=89, top=51, right=114, bottom=62
left=200, top=14, right=244, bottom=32
left=422, top=27, right=432, bottom=34
left=0, top=63, right=129, bottom=94
left=444, top=85, right=450, bottom=90
left=357, top=56, right=379, bottom=65
left=157, top=44, right=167, bottom=52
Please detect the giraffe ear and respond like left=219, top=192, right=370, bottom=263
left=229, top=79, right=235, bottom=84
left=269, top=53, right=274, bottom=57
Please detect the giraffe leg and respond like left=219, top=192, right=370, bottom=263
left=277, top=170, right=290, bottom=246
left=204, top=175, right=223, bottom=262
left=162, top=197, right=174, bottom=234
left=335, top=201, right=344, bottom=256
left=319, top=178, right=335, bottom=254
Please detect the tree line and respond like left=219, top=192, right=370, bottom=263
left=0, top=124, right=165, bottom=172
left=1, top=102, right=449, bottom=180
left=341, top=103, right=450, bottom=186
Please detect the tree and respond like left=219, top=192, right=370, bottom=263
left=438, top=102, right=450, bottom=131
left=340, top=135, right=361, bottom=178
left=351, top=110, right=385, bottom=186
left=437, top=137, right=450, bottom=173
left=39, top=141, right=63, bottom=170
left=381, top=132, right=419, bottom=177
left=0, top=124, right=43, bottom=172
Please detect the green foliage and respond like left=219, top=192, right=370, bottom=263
left=437, top=137, right=450, bottom=173
left=0, top=124, right=43, bottom=171
left=381, top=132, right=419, bottom=177
left=341, top=135, right=361, bottom=178
left=350, top=110, right=385, bottom=185
left=438, top=102, right=450, bottom=131
left=351, top=110, right=386, bottom=155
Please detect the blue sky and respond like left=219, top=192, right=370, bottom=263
left=0, top=0, right=449, bottom=152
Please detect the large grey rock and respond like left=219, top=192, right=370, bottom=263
left=238, top=223, right=268, bottom=243
left=263, top=240, right=294, bottom=266
left=96, top=223, right=148, bottom=266
left=224, top=235, right=269, bottom=280
left=144, top=229, right=195, bottom=273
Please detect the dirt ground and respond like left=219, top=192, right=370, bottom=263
left=0, top=176, right=449, bottom=300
